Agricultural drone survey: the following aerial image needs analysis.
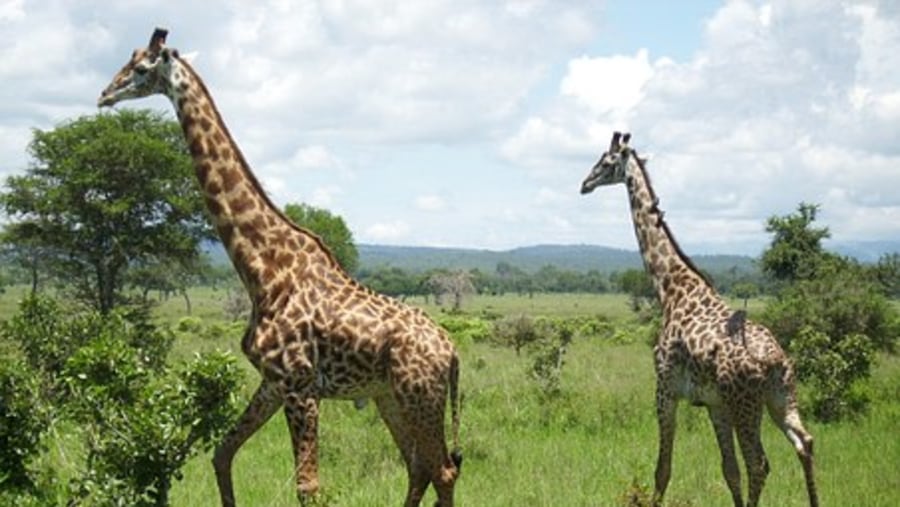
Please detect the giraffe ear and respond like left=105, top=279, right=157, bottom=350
left=149, top=28, right=168, bottom=54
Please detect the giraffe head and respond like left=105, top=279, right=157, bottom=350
left=580, top=131, right=636, bottom=194
left=98, top=28, right=179, bottom=107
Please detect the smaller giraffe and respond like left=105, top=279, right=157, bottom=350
left=580, top=132, right=817, bottom=507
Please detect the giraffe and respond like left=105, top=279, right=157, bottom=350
left=579, top=132, right=817, bottom=507
left=98, top=28, right=462, bottom=506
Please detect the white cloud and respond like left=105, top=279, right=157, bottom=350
left=310, top=185, right=342, bottom=207
left=504, top=0, right=900, bottom=251
left=363, top=220, right=411, bottom=242
left=289, top=145, right=338, bottom=171
left=560, top=49, right=654, bottom=116
left=3, top=1, right=900, bottom=253
left=0, top=0, right=24, bottom=22
left=414, top=194, right=447, bottom=212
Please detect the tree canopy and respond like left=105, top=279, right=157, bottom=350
left=0, top=109, right=210, bottom=313
left=760, top=202, right=832, bottom=282
left=284, top=203, right=359, bottom=273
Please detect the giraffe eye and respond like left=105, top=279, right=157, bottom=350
left=134, top=66, right=148, bottom=75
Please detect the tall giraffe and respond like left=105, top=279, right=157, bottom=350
left=98, top=28, right=462, bottom=507
left=580, top=132, right=817, bottom=507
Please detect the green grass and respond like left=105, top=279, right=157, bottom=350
left=2, top=288, right=898, bottom=505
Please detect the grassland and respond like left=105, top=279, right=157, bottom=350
left=5, top=287, right=899, bottom=505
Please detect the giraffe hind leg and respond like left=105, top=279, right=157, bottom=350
left=766, top=389, right=818, bottom=507
left=735, top=407, right=768, bottom=507
left=374, top=394, right=429, bottom=507
left=707, top=407, right=744, bottom=507
left=284, top=392, right=320, bottom=502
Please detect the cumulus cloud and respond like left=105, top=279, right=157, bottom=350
left=414, top=194, right=447, bottom=212
left=3, top=1, right=899, bottom=252
left=363, top=220, right=411, bottom=243
left=504, top=0, right=900, bottom=252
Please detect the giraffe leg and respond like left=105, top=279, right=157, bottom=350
left=766, top=383, right=818, bottom=507
left=652, top=386, right=677, bottom=506
left=213, top=380, right=282, bottom=507
left=374, top=394, right=425, bottom=506
left=735, top=407, right=768, bottom=507
left=707, top=407, right=743, bottom=507
left=411, top=397, right=458, bottom=507
left=284, top=392, right=320, bottom=503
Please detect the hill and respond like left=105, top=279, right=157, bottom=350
left=357, top=243, right=756, bottom=274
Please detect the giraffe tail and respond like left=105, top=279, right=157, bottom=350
left=449, top=351, right=463, bottom=470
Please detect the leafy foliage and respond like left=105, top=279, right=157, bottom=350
left=760, top=204, right=899, bottom=421
left=0, top=109, right=210, bottom=313
left=435, top=315, right=491, bottom=346
left=492, top=314, right=541, bottom=355
left=0, top=360, right=49, bottom=491
left=871, top=252, right=900, bottom=298
left=284, top=203, right=359, bottom=273
left=528, top=319, right=574, bottom=399
left=760, top=202, right=832, bottom=283
left=790, top=327, right=875, bottom=422
left=0, top=295, right=242, bottom=506
left=612, top=269, right=656, bottom=313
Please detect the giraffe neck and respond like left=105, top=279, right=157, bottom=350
left=623, top=156, right=712, bottom=307
left=163, top=58, right=325, bottom=291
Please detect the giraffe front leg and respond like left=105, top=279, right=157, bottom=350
left=707, top=407, right=744, bottom=507
left=213, top=381, right=282, bottom=507
left=653, top=386, right=677, bottom=506
left=285, top=392, right=321, bottom=503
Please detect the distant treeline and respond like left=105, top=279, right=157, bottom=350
left=355, top=261, right=767, bottom=300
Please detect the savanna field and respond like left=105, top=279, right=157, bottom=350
left=9, top=288, right=894, bottom=506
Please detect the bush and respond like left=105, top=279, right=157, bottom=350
left=0, top=360, right=49, bottom=491
left=528, top=319, right=574, bottom=399
left=790, top=327, right=875, bottom=422
left=0, top=295, right=242, bottom=506
left=436, top=315, right=491, bottom=346
left=176, top=316, right=204, bottom=333
left=762, top=259, right=897, bottom=421
left=492, top=314, right=540, bottom=355
left=65, top=351, right=242, bottom=506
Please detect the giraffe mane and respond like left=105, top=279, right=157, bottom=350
left=630, top=150, right=715, bottom=289
left=175, top=55, right=346, bottom=274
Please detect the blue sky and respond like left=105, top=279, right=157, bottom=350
left=2, top=1, right=899, bottom=255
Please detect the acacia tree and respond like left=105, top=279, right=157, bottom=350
left=0, top=110, right=210, bottom=313
left=284, top=203, right=359, bottom=273
left=760, top=202, right=833, bottom=283
left=760, top=203, right=899, bottom=420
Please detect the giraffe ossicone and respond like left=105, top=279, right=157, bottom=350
left=99, top=27, right=462, bottom=507
left=581, top=132, right=818, bottom=507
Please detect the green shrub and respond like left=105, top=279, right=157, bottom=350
left=176, top=316, right=204, bottom=333
left=0, top=360, right=49, bottom=491
left=762, top=260, right=897, bottom=421
left=574, top=315, right=615, bottom=339
left=436, top=315, right=491, bottom=346
left=528, top=319, right=574, bottom=399
left=65, top=348, right=242, bottom=507
left=0, top=295, right=242, bottom=506
left=492, top=314, right=540, bottom=355
left=791, top=327, right=875, bottom=422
